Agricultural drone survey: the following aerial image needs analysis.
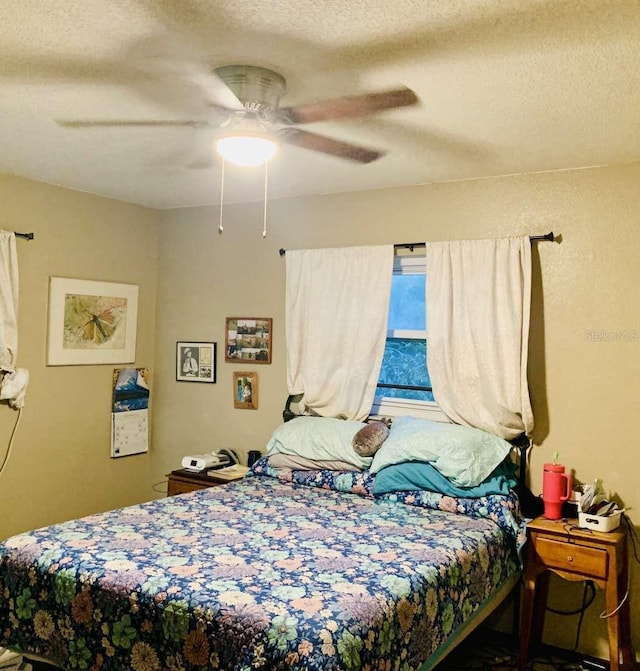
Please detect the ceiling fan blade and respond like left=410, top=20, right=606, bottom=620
left=280, top=87, right=418, bottom=125
left=279, top=128, right=383, bottom=164
left=56, top=120, right=210, bottom=128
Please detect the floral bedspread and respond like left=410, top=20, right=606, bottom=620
left=251, top=458, right=525, bottom=546
left=1, top=472, right=520, bottom=671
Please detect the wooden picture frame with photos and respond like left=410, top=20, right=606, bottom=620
left=225, top=317, right=272, bottom=364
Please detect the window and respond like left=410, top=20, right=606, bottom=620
left=373, top=255, right=445, bottom=420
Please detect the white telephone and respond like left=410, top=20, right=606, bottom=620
left=181, top=449, right=239, bottom=471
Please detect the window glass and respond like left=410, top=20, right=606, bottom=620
left=376, top=262, right=435, bottom=404
left=387, top=274, right=426, bottom=331
left=377, top=337, right=434, bottom=402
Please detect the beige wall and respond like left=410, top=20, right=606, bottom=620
left=155, top=163, right=639, bottom=660
left=0, top=173, right=160, bottom=540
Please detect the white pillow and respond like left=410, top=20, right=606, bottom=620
left=370, top=415, right=512, bottom=487
left=265, top=417, right=372, bottom=470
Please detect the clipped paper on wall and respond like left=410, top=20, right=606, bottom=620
left=111, top=367, right=149, bottom=458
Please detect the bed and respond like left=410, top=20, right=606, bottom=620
left=0, top=418, right=527, bottom=671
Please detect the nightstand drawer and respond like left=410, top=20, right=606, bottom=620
left=167, top=479, right=213, bottom=496
left=166, top=468, right=246, bottom=497
left=535, top=537, right=608, bottom=579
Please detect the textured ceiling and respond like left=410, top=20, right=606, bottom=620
left=1, top=0, right=639, bottom=209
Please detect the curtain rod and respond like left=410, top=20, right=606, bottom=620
left=278, top=231, right=555, bottom=256
left=14, top=232, right=34, bottom=240
left=393, top=231, right=555, bottom=253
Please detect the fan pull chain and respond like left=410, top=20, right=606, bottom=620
left=218, top=159, right=225, bottom=234
left=263, top=161, right=269, bottom=238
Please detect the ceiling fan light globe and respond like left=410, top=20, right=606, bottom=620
left=215, top=133, right=279, bottom=168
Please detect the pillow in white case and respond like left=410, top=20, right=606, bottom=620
left=265, top=416, right=372, bottom=470
left=370, top=415, right=512, bottom=487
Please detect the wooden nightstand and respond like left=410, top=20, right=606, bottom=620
left=166, top=467, right=247, bottom=496
left=518, top=516, right=633, bottom=671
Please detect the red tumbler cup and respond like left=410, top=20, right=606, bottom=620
left=542, top=463, right=572, bottom=520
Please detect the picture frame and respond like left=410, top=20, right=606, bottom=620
left=176, top=342, right=217, bottom=383
left=47, top=277, right=138, bottom=366
left=233, top=371, right=258, bottom=409
left=225, top=317, right=272, bottom=364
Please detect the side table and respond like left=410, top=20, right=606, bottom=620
left=517, top=516, right=633, bottom=671
left=166, top=466, right=248, bottom=496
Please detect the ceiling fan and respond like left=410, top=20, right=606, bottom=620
left=57, top=64, right=419, bottom=166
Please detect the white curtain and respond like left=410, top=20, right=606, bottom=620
left=0, top=231, right=19, bottom=371
left=426, top=236, right=534, bottom=439
left=286, top=245, right=393, bottom=421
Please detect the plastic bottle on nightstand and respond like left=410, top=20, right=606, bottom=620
left=542, top=461, right=572, bottom=520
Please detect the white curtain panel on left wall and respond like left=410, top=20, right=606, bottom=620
left=0, top=231, right=19, bottom=371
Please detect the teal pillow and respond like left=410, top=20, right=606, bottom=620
left=370, top=415, right=512, bottom=487
left=265, top=417, right=372, bottom=470
left=373, top=460, right=517, bottom=497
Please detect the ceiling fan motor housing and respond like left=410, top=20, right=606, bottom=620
left=214, top=65, right=287, bottom=109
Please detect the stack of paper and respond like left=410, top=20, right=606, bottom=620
left=207, top=464, right=250, bottom=480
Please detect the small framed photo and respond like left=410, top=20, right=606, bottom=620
left=176, top=342, right=217, bottom=383
left=233, top=371, right=258, bottom=409
left=225, top=317, right=272, bottom=364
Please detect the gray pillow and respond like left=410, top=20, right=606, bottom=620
left=352, top=422, right=390, bottom=457
left=268, top=453, right=360, bottom=472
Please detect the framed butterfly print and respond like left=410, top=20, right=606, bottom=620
left=47, top=277, right=139, bottom=365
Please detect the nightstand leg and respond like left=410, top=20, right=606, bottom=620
left=531, top=572, right=549, bottom=644
left=605, top=558, right=622, bottom=671
left=517, top=578, right=534, bottom=670
left=617, top=554, right=633, bottom=670
left=518, top=569, right=549, bottom=671
left=518, top=567, right=539, bottom=670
